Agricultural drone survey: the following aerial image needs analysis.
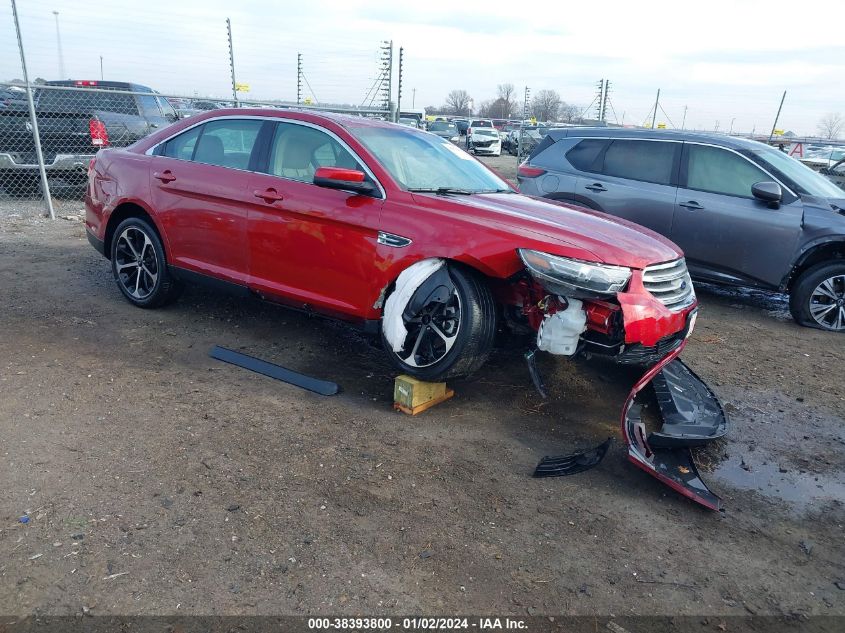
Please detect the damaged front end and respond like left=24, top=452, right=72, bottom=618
left=506, top=252, right=728, bottom=510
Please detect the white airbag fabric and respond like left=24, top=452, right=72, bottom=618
left=383, top=258, right=445, bottom=353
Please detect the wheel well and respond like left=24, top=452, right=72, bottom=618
left=786, top=242, right=845, bottom=290
left=376, top=258, right=498, bottom=313
left=103, top=203, right=158, bottom=259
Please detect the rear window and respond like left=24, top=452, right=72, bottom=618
left=36, top=88, right=138, bottom=115
left=601, top=140, right=677, bottom=186
left=566, top=139, right=609, bottom=172
left=471, top=120, right=492, bottom=127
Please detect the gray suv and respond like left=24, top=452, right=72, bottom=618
left=517, top=128, right=845, bottom=331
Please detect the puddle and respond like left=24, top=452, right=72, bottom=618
left=713, top=454, right=845, bottom=513
left=696, top=282, right=792, bottom=321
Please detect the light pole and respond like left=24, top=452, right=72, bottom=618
left=100, top=55, right=103, bottom=80
left=53, top=10, right=65, bottom=78
left=729, top=117, right=736, bottom=134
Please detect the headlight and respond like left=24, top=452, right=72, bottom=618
left=519, top=249, right=631, bottom=295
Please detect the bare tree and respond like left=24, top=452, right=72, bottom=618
left=818, top=113, right=844, bottom=140
left=531, top=90, right=562, bottom=122
left=478, top=99, right=495, bottom=118
left=497, top=83, right=516, bottom=118
left=445, top=89, right=472, bottom=116
left=556, top=102, right=581, bottom=124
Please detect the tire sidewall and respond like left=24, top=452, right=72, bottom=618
left=790, top=261, right=845, bottom=331
left=381, top=266, right=487, bottom=381
left=110, top=217, right=169, bottom=308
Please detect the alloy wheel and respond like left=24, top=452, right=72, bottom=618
left=398, top=289, right=462, bottom=368
left=114, top=226, right=159, bottom=300
left=809, top=274, right=845, bottom=330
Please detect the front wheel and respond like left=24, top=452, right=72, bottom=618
left=381, top=265, right=497, bottom=381
left=110, top=216, right=182, bottom=308
left=789, top=261, right=845, bottom=331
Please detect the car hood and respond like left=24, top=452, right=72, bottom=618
left=802, top=194, right=845, bottom=216
left=412, top=192, right=682, bottom=269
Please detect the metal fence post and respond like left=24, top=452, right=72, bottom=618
left=11, top=0, right=55, bottom=219
left=227, top=18, right=239, bottom=107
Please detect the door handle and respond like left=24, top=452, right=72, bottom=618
left=150, top=123, right=159, bottom=128
left=153, top=170, right=176, bottom=183
left=254, top=188, right=284, bottom=203
left=679, top=200, right=704, bottom=210
left=585, top=183, right=607, bottom=192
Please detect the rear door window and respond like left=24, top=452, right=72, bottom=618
left=685, top=144, right=770, bottom=198
left=162, top=125, right=203, bottom=160
left=193, top=119, right=263, bottom=170
left=566, top=139, right=610, bottom=172
left=602, top=140, right=678, bottom=185
left=266, top=122, right=361, bottom=183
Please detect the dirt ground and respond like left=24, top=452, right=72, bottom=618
left=1, top=157, right=844, bottom=622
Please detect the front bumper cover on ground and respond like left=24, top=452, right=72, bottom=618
left=532, top=337, right=727, bottom=510
left=621, top=340, right=725, bottom=510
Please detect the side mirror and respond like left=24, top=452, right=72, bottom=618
left=313, top=167, right=377, bottom=196
left=751, top=181, right=782, bottom=208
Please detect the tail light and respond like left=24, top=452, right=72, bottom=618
left=517, top=164, right=546, bottom=178
left=89, top=118, right=109, bottom=147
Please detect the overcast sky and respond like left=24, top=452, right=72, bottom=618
left=2, top=0, right=843, bottom=135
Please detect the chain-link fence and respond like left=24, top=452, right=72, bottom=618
left=0, top=82, right=392, bottom=206
left=1, top=0, right=395, bottom=213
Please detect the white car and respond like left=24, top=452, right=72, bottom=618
left=468, top=128, right=501, bottom=156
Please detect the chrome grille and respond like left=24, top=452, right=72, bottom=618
left=642, top=259, right=695, bottom=311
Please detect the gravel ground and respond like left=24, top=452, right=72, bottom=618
left=1, top=169, right=844, bottom=622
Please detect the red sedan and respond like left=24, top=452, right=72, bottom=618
left=84, top=108, right=697, bottom=381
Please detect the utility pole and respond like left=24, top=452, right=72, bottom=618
left=296, top=53, right=302, bottom=105
left=226, top=18, right=239, bottom=107
left=13, top=0, right=54, bottom=219
left=729, top=117, right=736, bottom=134
left=99, top=55, right=103, bottom=80
left=650, top=89, right=660, bottom=129
left=53, top=11, right=65, bottom=78
left=714, top=120, right=720, bottom=132
left=681, top=105, right=687, bottom=130
left=412, top=87, right=416, bottom=108
left=594, top=79, right=604, bottom=121
left=387, top=40, right=394, bottom=121
left=396, top=46, right=404, bottom=123
left=601, top=80, right=610, bottom=123
left=518, top=86, right=531, bottom=163
left=768, top=90, right=787, bottom=143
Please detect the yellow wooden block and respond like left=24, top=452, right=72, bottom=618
left=393, top=375, right=453, bottom=415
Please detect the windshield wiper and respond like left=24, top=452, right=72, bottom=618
left=408, top=187, right=474, bottom=195
left=476, top=188, right=515, bottom=194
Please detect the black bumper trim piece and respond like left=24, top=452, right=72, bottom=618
left=209, top=346, right=340, bottom=396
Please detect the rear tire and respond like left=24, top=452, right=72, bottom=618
left=110, top=216, right=182, bottom=309
left=381, top=264, right=497, bottom=381
left=789, top=261, right=845, bottom=331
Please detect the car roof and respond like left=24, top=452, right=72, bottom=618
left=208, top=107, right=415, bottom=131
left=546, top=126, right=772, bottom=151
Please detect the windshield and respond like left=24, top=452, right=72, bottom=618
left=352, top=125, right=512, bottom=193
left=751, top=148, right=845, bottom=197
left=474, top=129, right=498, bottom=137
